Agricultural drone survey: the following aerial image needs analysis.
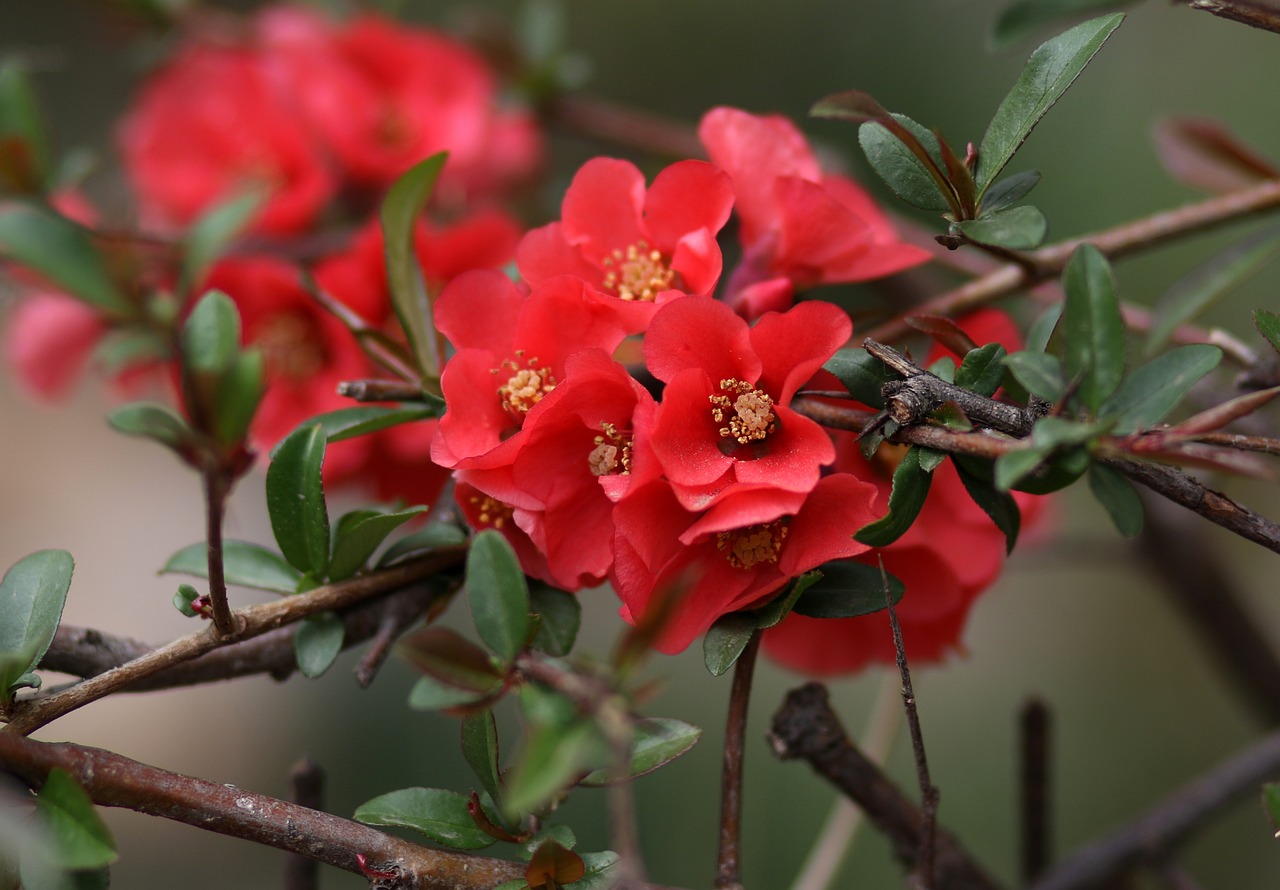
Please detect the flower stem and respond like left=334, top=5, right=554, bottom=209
left=715, top=632, right=761, bottom=890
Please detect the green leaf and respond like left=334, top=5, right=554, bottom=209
left=823, top=348, right=900, bottom=409
left=0, top=550, right=73, bottom=696
left=92, top=328, right=170, bottom=375
left=294, top=611, right=344, bottom=679
left=954, top=457, right=1022, bottom=553
left=377, top=522, right=468, bottom=568
left=1003, top=351, right=1066, bottom=402
left=461, top=711, right=503, bottom=805
left=980, top=169, right=1041, bottom=214
left=570, top=851, right=622, bottom=890
left=161, top=540, right=302, bottom=594
left=266, top=424, right=330, bottom=578
left=34, top=770, right=117, bottom=870
left=210, top=348, right=264, bottom=446
left=328, top=507, right=429, bottom=582
left=854, top=447, right=934, bottom=547
left=107, top=402, right=195, bottom=457
left=520, top=825, right=578, bottom=861
left=955, top=343, right=1009, bottom=397
left=180, top=290, right=241, bottom=377
left=181, top=191, right=264, bottom=294
left=0, top=61, right=50, bottom=191
left=976, top=14, right=1125, bottom=194
left=503, top=720, right=607, bottom=818
left=991, top=0, right=1137, bottom=51
left=1146, top=225, right=1280, bottom=356
left=1255, top=309, right=1280, bottom=356
left=858, top=117, right=953, bottom=213
left=995, top=446, right=1053, bottom=492
left=791, top=562, right=904, bottom=618
left=172, top=584, right=200, bottom=618
left=407, top=674, right=495, bottom=711
left=269, top=405, right=440, bottom=460
left=1027, top=302, right=1063, bottom=354
left=467, top=530, right=531, bottom=663
left=954, top=205, right=1047, bottom=250
left=752, top=570, right=823, bottom=629
left=0, top=203, right=130, bottom=314
left=529, top=585, right=581, bottom=657
left=354, top=787, right=494, bottom=850
left=1088, top=464, right=1144, bottom=538
left=1063, top=244, right=1126, bottom=412
left=702, top=614, right=756, bottom=677
left=1098, top=344, right=1222, bottom=434
left=579, top=718, right=702, bottom=786
left=382, top=152, right=448, bottom=379
left=1263, top=783, right=1280, bottom=836
left=399, top=626, right=505, bottom=694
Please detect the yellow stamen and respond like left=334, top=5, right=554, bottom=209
left=601, top=240, right=675, bottom=302
left=493, top=351, right=557, bottom=416
left=709, top=378, right=778, bottom=444
left=468, top=494, right=513, bottom=530
left=588, top=422, right=632, bottom=476
left=716, top=519, right=789, bottom=570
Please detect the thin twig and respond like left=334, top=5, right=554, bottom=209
left=336, top=378, right=428, bottom=402
left=284, top=757, right=324, bottom=890
left=715, top=632, right=761, bottom=890
left=201, top=467, right=238, bottom=640
left=1020, top=699, right=1052, bottom=884
left=548, top=94, right=707, bottom=160
left=1188, top=0, right=1280, bottom=35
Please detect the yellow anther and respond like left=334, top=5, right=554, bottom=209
left=716, top=519, right=789, bottom=570
left=469, top=494, right=513, bottom=530
left=495, top=355, right=556, bottom=416
left=709, top=378, right=777, bottom=444
left=601, top=240, right=675, bottom=302
left=588, top=422, right=633, bottom=476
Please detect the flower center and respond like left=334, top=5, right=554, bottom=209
left=588, top=422, right=632, bottom=476
left=256, top=313, right=325, bottom=382
left=716, top=519, right=789, bottom=570
left=601, top=240, right=675, bottom=302
left=469, top=493, right=513, bottom=530
left=709, top=378, right=778, bottom=445
left=493, top=351, right=556, bottom=417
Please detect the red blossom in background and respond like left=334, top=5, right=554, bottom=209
left=4, top=292, right=105, bottom=402
left=699, top=106, right=930, bottom=319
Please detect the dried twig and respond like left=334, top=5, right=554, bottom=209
left=1188, top=0, right=1280, bottom=35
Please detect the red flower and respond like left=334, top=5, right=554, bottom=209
left=517, top=158, right=734, bottom=332
left=698, top=107, right=930, bottom=319
left=4, top=292, right=105, bottom=402
left=612, top=473, right=879, bottom=654
left=119, top=44, right=334, bottom=236
left=642, top=295, right=849, bottom=510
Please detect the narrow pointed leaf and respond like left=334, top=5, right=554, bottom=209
left=703, top=613, right=756, bottom=677
left=294, top=611, right=344, bottom=678
left=503, top=720, right=607, bottom=818
left=34, top=770, right=117, bottom=870
left=1088, top=464, right=1144, bottom=537
left=107, top=402, right=195, bottom=456
left=265, top=424, right=330, bottom=577
left=377, top=523, right=468, bottom=568
left=1174, top=385, right=1280, bottom=434
left=955, top=457, right=1022, bottom=553
left=181, top=191, right=264, bottom=294
left=355, top=788, right=494, bottom=850
left=328, top=507, right=429, bottom=582
left=1003, top=351, right=1066, bottom=402
left=268, top=405, right=440, bottom=460
left=1154, top=117, right=1280, bottom=193
left=1256, top=309, right=1280, bottom=355
left=955, top=205, right=1047, bottom=250
left=790, top=562, right=904, bottom=617
left=1099, top=344, right=1222, bottom=433
left=579, top=718, right=702, bottom=786
left=461, top=711, right=503, bottom=805
left=854, top=447, right=934, bottom=546
left=981, top=169, right=1042, bottom=214
left=161, top=540, right=301, bottom=594
left=399, top=626, right=505, bottom=694
left=956, top=343, right=1009, bottom=397
left=995, top=446, right=1052, bottom=491
left=529, top=584, right=581, bottom=657
left=1027, top=302, right=1063, bottom=354
left=976, top=14, right=1125, bottom=193
left=408, top=674, right=494, bottom=711
left=0, top=550, right=73, bottom=695
left=1063, top=244, right=1126, bottom=412
left=467, top=530, right=530, bottom=663
left=0, top=203, right=130, bottom=314
left=752, top=570, right=823, bottom=629
left=382, top=152, right=448, bottom=378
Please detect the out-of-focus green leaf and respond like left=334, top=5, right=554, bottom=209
left=955, top=457, right=1022, bottom=553
left=407, top=674, right=494, bottom=711
left=1146, top=225, right=1280, bottom=356
left=0, top=62, right=50, bottom=191
left=1088, top=464, right=1144, bottom=538
left=294, top=611, right=344, bottom=679
left=991, top=0, right=1135, bottom=50
left=467, top=530, right=530, bottom=663
left=1003, top=351, right=1066, bottom=402
left=107, top=403, right=195, bottom=457
left=1099, top=344, right=1222, bottom=434
left=376, top=523, right=467, bottom=568
left=529, top=584, right=580, bottom=657
left=854, top=447, right=934, bottom=547
left=954, top=205, right=1047, bottom=250
left=823, top=348, right=899, bottom=409
left=34, top=770, right=117, bottom=870
left=1256, top=309, right=1280, bottom=355
left=269, top=405, right=440, bottom=460
left=502, top=720, right=607, bottom=819
left=1263, top=782, right=1280, bottom=836
left=0, top=550, right=73, bottom=697
left=399, top=626, right=505, bottom=694
left=1063, top=244, right=1126, bottom=412
left=955, top=343, right=1009, bottom=397
left=0, top=203, right=130, bottom=314
left=976, top=14, right=1125, bottom=193
left=328, top=507, right=428, bottom=582
left=461, top=711, right=503, bottom=805
left=980, top=169, right=1042, bottom=214
left=210, top=348, right=264, bottom=445
left=580, top=718, right=702, bottom=786
left=703, top=613, right=756, bottom=677
left=382, top=152, right=447, bottom=379
left=180, top=290, right=240, bottom=377
left=1027, top=302, right=1063, bottom=354
left=265, top=424, right=329, bottom=578
left=354, top=787, right=494, bottom=850
left=161, top=540, right=301, bottom=594
left=181, top=191, right=263, bottom=294
left=790, top=562, right=904, bottom=618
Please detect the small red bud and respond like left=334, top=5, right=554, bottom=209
left=355, top=853, right=399, bottom=880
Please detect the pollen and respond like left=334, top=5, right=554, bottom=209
left=709, top=378, right=778, bottom=444
left=601, top=240, right=675, bottom=302
left=717, top=519, right=789, bottom=570
left=494, top=351, right=556, bottom=416
left=588, top=422, right=632, bottom=476
left=469, top=493, right=513, bottom=530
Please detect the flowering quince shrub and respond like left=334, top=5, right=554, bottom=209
left=5, top=5, right=1280, bottom=890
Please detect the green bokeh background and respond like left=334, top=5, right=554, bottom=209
left=4, top=1, right=1280, bottom=888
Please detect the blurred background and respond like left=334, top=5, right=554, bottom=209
left=4, top=0, right=1280, bottom=887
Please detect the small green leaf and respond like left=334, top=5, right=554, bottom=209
left=569, top=851, right=621, bottom=890
left=823, top=348, right=899, bottom=409
left=377, top=523, right=468, bottom=568
left=181, top=191, right=264, bottom=294
left=855, top=447, right=934, bottom=547
left=1088, top=464, right=1144, bottom=538
left=580, top=718, right=703, bottom=786
left=172, top=583, right=200, bottom=617
left=954, top=457, right=1022, bottom=553
left=0, top=204, right=130, bottom=314
left=995, top=446, right=1053, bottom=492
left=382, top=153, right=448, bottom=378
left=0, top=550, right=73, bottom=696
left=790, top=562, right=905, bottom=618
left=980, top=169, right=1042, bottom=214
left=1003, top=351, right=1066, bottom=402
left=703, top=614, right=756, bottom=677
left=180, top=290, right=241, bottom=377
left=529, top=585, right=581, bottom=657
left=976, top=14, right=1125, bottom=194
left=161, top=540, right=302, bottom=594
left=294, top=612, right=344, bottom=679
left=991, top=0, right=1136, bottom=50
left=328, top=507, right=429, bottom=582
left=461, top=711, right=503, bottom=805
left=1063, top=244, right=1126, bottom=412
left=92, top=328, right=170, bottom=375
left=34, top=770, right=117, bottom=870
left=269, top=405, right=440, bottom=460
left=399, top=626, right=505, bottom=694
left=1255, top=309, right=1280, bottom=355
left=1027, top=302, right=1063, bottom=354
left=955, top=205, right=1047, bottom=250
left=0, top=62, right=50, bottom=190
left=955, top=343, right=1009, bottom=397
left=407, top=674, right=495, bottom=711
left=503, top=720, right=607, bottom=819
left=467, top=530, right=531, bottom=663
left=752, top=570, right=823, bottom=629
left=107, top=402, right=195, bottom=457
left=209, top=348, right=264, bottom=445
left=266, top=424, right=330, bottom=577
left=1099, top=344, right=1222, bottom=434
left=858, top=117, right=953, bottom=213
left=354, top=788, right=494, bottom=850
